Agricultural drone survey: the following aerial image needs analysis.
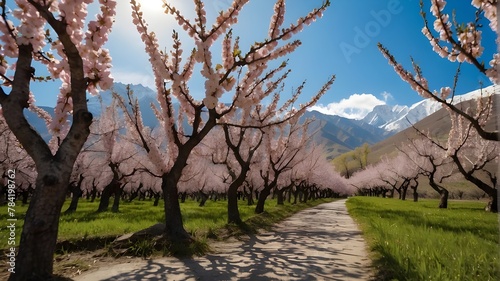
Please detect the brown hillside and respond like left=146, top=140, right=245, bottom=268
left=368, top=94, right=499, bottom=164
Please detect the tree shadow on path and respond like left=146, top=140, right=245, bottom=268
left=76, top=200, right=373, bottom=281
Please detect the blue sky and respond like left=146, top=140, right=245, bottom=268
left=30, top=0, right=497, bottom=120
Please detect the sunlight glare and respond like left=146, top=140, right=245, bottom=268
left=136, top=0, right=188, bottom=16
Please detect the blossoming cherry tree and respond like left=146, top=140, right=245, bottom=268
left=0, top=1, right=116, bottom=279
left=126, top=0, right=334, bottom=241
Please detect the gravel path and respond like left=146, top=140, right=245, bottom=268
left=74, top=199, right=372, bottom=280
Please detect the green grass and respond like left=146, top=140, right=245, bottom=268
left=346, top=197, right=500, bottom=281
left=0, top=197, right=336, bottom=251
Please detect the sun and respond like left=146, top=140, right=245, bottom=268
left=136, top=0, right=191, bottom=16
left=135, top=0, right=165, bottom=14
left=132, top=0, right=190, bottom=27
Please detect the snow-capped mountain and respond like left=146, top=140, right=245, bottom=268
left=362, top=85, right=499, bottom=133
left=362, top=104, right=409, bottom=129
left=86, top=83, right=498, bottom=135
left=24, top=83, right=498, bottom=158
left=376, top=99, right=442, bottom=133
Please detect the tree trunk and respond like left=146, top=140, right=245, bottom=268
left=244, top=185, right=254, bottom=206
left=292, top=187, right=300, bottom=204
left=401, top=186, right=408, bottom=201
left=411, top=180, right=419, bottom=202
left=64, top=185, right=82, bottom=214
left=64, top=175, right=84, bottom=214
left=21, top=189, right=30, bottom=204
left=255, top=184, right=273, bottom=214
left=438, top=189, right=448, bottom=209
left=90, top=184, right=97, bottom=202
left=450, top=153, right=497, bottom=212
left=153, top=193, right=160, bottom=206
left=276, top=184, right=293, bottom=205
left=180, top=192, right=188, bottom=203
left=227, top=169, right=249, bottom=224
left=276, top=188, right=286, bottom=205
left=111, top=185, right=122, bottom=213
left=302, top=188, right=309, bottom=203
left=485, top=190, right=498, bottom=213
left=9, top=170, right=71, bottom=280
left=198, top=191, right=208, bottom=207
left=287, top=186, right=293, bottom=203
left=0, top=184, right=6, bottom=205
left=227, top=184, right=242, bottom=224
left=309, top=187, right=317, bottom=201
left=97, top=181, right=117, bottom=212
left=162, top=173, right=190, bottom=241
left=428, top=176, right=447, bottom=209
left=128, top=183, right=143, bottom=202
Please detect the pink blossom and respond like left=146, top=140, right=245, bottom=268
left=203, top=95, right=218, bottom=109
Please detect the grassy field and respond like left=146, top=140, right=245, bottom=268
left=347, top=197, right=500, bottom=281
left=0, top=197, right=336, bottom=250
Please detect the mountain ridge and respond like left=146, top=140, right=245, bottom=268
left=358, top=85, right=498, bottom=133
left=24, top=83, right=499, bottom=159
left=368, top=93, right=500, bottom=164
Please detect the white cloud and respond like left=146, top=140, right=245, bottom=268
left=112, top=69, right=156, bottom=90
left=309, top=93, right=386, bottom=120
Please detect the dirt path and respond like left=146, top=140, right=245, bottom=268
left=73, top=199, right=372, bottom=280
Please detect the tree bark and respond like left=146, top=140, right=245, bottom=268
left=401, top=186, right=408, bottom=201
left=90, top=181, right=97, bottom=202
left=0, top=184, right=6, bottom=205
left=411, top=185, right=419, bottom=202
left=450, top=153, right=497, bottom=212
left=244, top=185, right=254, bottom=206
left=162, top=172, right=191, bottom=242
left=292, top=185, right=301, bottom=204
left=276, top=184, right=293, bottom=205
left=111, top=185, right=122, bottom=213
left=198, top=191, right=208, bottom=207
left=64, top=185, right=82, bottom=214
left=413, top=191, right=419, bottom=202
left=64, top=175, right=84, bottom=214
left=153, top=193, right=161, bottom=206
left=13, top=185, right=54, bottom=279
left=302, top=188, right=309, bottom=203
left=276, top=188, right=286, bottom=205
left=9, top=171, right=69, bottom=280
left=227, top=184, right=242, bottom=224
left=485, top=190, right=498, bottom=213
left=428, top=179, right=448, bottom=209
left=128, top=183, right=143, bottom=202
left=255, top=182, right=275, bottom=214
left=20, top=188, right=30, bottom=205
left=287, top=186, right=293, bottom=203
left=438, top=189, right=448, bottom=209
left=180, top=192, right=188, bottom=203
left=97, top=181, right=118, bottom=212
left=227, top=169, right=249, bottom=224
